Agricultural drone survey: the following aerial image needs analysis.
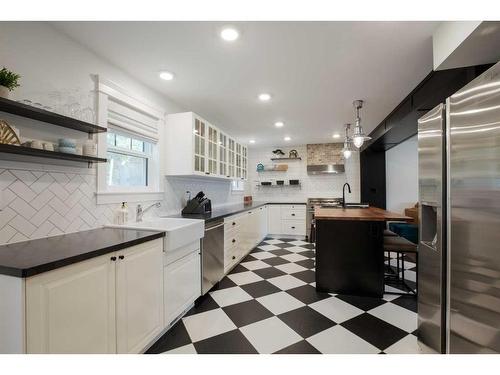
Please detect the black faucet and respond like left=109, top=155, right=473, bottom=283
left=342, top=182, right=351, bottom=208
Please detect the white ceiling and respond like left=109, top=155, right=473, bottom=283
left=53, top=21, right=439, bottom=147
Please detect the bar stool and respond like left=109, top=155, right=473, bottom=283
left=383, top=235, right=418, bottom=295
left=383, top=229, right=400, bottom=281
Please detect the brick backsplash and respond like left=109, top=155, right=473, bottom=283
left=307, top=143, right=344, bottom=165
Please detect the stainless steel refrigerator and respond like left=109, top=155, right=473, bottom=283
left=418, top=61, right=500, bottom=354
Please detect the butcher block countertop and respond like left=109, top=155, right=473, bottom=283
left=314, top=206, right=412, bottom=221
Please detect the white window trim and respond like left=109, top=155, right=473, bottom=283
left=94, top=75, right=165, bottom=204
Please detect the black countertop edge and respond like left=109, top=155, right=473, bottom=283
left=0, top=228, right=165, bottom=278
left=167, top=201, right=307, bottom=223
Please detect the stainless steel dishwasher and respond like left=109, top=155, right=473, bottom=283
left=201, top=219, right=224, bottom=295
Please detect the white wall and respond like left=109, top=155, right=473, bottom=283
left=0, top=22, right=185, bottom=244
left=385, top=135, right=418, bottom=213
left=433, top=21, right=481, bottom=70
left=248, top=145, right=360, bottom=203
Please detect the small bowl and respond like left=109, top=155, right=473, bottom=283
left=58, top=138, right=76, bottom=148
left=59, top=146, right=76, bottom=154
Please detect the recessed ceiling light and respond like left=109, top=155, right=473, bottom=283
left=332, top=133, right=341, bottom=139
left=220, top=27, right=239, bottom=42
left=258, top=93, right=271, bottom=102
left=159, top=71, right=174, bottom=81
left=274, top=121, right=284, bottom=128
left=284, top=136, right=291, bottom=141
left=249, top=140, right=255, bottom=144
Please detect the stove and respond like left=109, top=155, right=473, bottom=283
left=306, top=197, right=342, bottom=241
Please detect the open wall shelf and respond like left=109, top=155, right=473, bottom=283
left=257, top=184, right=301, bottom=189
left=0, top=97, right=107, bottom=134
left=270, top=157, right=302, bottom=161
left=0, top=144, right=107, bottom=165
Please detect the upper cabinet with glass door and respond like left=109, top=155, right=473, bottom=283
left=165, top=112, right=247, bottom=180
left=242, top=146, right=248, bottom=180
left=207, top=124, right=218, bottom=175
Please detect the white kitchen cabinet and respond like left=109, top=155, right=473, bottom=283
left=164, top=243, right=201, bottom=326
left=166, top=112, right=247, bottom=180
left=207, top=124, right=218, bottom=175
left=25, top=239, right=163, bottom=354
left=219, top=132, right=228, bottom=178
left=235, top=143, right=243, bottom=179
left=242, top=146, right=248, bottom=180
left=116, top=240, right=164, bottom=354
left=268, top=204, right=306, bottom=236
left=267, top=205, right=282, bottom=235
left=26, top=253, right=117, bottom=354
left=258, top=205, right=268, bottom=239
left=223, top=207, right=268, bottom=274
left=227, top=138, right=236, bottom=178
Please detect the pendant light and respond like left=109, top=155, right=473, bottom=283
left=341, top=123, right=353, bottom=159
left=352, top=100, right=371, bottom=148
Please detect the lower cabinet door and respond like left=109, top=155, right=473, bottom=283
left=26, top=253, right=117, bottom=354
left=164, top=249, right=201, bottom=326
left=116, top=239, right=164, bottom=354
left=268, top=205, right=282, bottom=234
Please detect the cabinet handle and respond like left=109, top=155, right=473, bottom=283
left=119, top=255, right=125, bottom=260
left=291, top=213, right=295, bottom=216
left=110, top=256, right=117, bottom=261
left=248, top=211, right=252, bottom=214
left=205, top=172, right=210, bottom=175
left=291, top=226, right=296, bottom=229
left=232, top=239, right=236, bottom=243
left=226, top=175, right=230, bottom=178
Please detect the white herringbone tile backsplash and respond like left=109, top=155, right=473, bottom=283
left=0, top=168, right=118, bottom=245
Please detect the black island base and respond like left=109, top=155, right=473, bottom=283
left=315, top=218, right=385, bottom=297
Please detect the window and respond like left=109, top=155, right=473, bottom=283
left=106, top=129, right=154, bottom=189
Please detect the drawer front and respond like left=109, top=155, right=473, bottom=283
left=281, top=219, right=306, bottom=236
left=281, top=208, right=306, bottom=220
left=279, top=204, right=306, bottom=211
left=224, top=218, right=241, bottom=231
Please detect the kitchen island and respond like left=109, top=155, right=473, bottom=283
left=314, top=206, right=410, bottom=297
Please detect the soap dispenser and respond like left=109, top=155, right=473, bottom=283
left=117, top=202, right=128, bottom=224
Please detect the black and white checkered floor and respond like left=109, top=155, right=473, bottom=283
left=146, top=237, right=418, bottom=354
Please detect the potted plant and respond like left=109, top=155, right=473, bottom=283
left=0, top=67, right=21, bottom=99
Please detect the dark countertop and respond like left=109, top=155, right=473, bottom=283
left=0, top=228, right=165, bottom=278
left=167, top=201, right=306, bottom=223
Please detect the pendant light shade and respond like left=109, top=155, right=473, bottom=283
left=352, top=100, right=371, bottom=149
left=341, top=123, right=353, bottom=159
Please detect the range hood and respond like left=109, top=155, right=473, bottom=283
left=306, top=143, right=345, bottom=175
left=307, top=164, right=345, bottom=175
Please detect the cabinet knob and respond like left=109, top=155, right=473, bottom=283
left=226, top=175, right=230, bottom=178
left=110, top=256, right=117, bottom=261
left=205, top=172, right=210, bottom=175
left=232, top=239, right=236, bottom=243
left=232, top=256, right=236, bottom=260
left=232, top=222, right=236, bottom=226
left=119, top=255, right=125, bottom=260
left=291, top=226, right=296, bottom=229
left=291, top=213, right=295, bottom=216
